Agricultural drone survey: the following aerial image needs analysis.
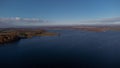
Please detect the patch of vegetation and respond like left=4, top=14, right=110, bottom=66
left=0, top=29, right=57, bottom=44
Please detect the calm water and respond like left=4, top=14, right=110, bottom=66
left=1, top=30, right=120, bottom=68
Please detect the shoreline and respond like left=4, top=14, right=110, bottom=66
left=0, top=29, right=57, bottom=44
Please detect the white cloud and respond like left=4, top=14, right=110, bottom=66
left=1, top=17, right=120, bottom=27
left=0, top=17, right=46, bottom=23
left=0, top=17, right=49, bottom=27
left=81, top=17, right=120, bottom=25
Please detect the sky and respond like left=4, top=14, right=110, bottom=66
left=0, top=0, right=120, bottom=27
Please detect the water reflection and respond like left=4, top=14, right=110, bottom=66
left=0, top=39, right=20, bottom=47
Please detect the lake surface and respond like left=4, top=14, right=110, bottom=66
left=0, top=30, right=120, bottom=68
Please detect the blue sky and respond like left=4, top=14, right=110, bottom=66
left=0, top=0, right=120, bottom=26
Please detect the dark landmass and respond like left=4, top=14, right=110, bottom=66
left=72, top=26, right=120, bottom=32
left=0, top=28, right=57, bottom=44
left=37, top=25, right=120, bottom=32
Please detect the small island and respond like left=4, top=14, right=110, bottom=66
left=0, top=28, right=57, bottom=44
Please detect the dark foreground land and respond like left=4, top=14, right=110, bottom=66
left=0, top=28, right=57, bottom=44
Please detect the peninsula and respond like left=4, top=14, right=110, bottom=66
left=0, top=28, right=57, bottom=44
